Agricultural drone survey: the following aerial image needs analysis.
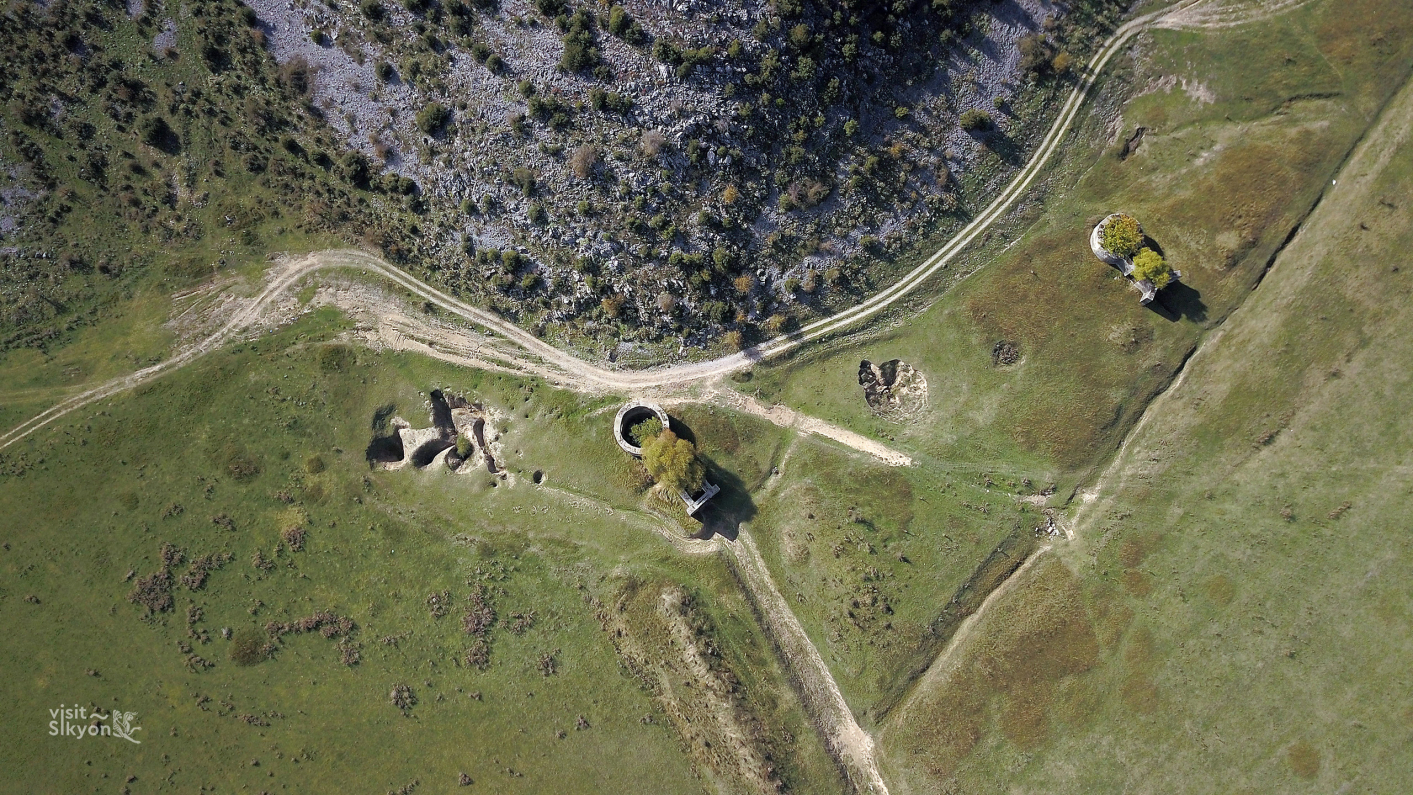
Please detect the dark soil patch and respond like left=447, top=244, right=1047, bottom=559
left=992, top=340, right=1021, bottom=366
left=1288, top=741, right=1320, bottom=778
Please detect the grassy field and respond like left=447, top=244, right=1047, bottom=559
left=743, top=0, right=1413, bottom=492
left=5, top=1, right=1413, bottom=792
left=879, top=36, right=1413, bottom=793
left=747, top=440, right=1039, bottom=725
left=0, top=308, right=850, bottom=794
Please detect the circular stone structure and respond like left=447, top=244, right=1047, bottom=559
left=1090, top=212, right=1143, bottom=271
left=614, top=401, right=671, bottom=456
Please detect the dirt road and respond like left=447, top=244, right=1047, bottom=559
left=0, top=5, right=1288, bottom=794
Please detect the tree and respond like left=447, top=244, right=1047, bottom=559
left=1131, top=247, right=1172, bottom=289
left=455, top=435, right=473, bottom=458
left=416, top=102, right=451, bottom=135
left=1102, top=214, right=1143, bottom=258
left=960, top=109, right=991, bottom=131
left=628, top=416, right=663, bottom=446
left=641, top=430, right=705, bottom=494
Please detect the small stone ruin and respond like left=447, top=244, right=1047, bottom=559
left=858, top=359, right=928, bottom=419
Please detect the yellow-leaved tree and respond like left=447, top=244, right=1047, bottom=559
left=1131, top=247, right=1173, bottom=289
left=641, top=430, right=705, bottom=494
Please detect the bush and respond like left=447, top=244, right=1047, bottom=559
left=641, top=430, right=705, bottom=494
left=559, top=10, right=599, bottom=73
left=652, top=40, right=681, bottom=64
left=606, top=5, right=645, bottom=44
left=641, top=129, right=666, bottom=158
left=569, top=144, right=597, bottom=179
left=512, top=167, right=536, bottom=195
left=1102, top=214, right=1143, bottom=258
left=1131, top=247, right=1172, bottom=289
left=960, top=109, right=991, bottom=131
left=360, top=0, right=385, bottom=20
left=375, top=60, right=394, bottom=81
left=1018, top=33, right=1056, bottom=76
left=455, top=435, right=473, bottom=458
left=589, top=87, right=632, bottom=113
left=628, top=416, right=663, bottom=446
left=415, top=102, right=451, bottom=135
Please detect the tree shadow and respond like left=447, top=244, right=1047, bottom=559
left=666, top=415, right=754, bottom=542
left=1134, top=233, right=1205, bottom=323
left=1147, top=280, right=1207, bottom=323
left=691, top=457, right=755, bottom=542
left=667, top=416, right=696, bottom=446
left=980, top=128, right=1025, bottom=168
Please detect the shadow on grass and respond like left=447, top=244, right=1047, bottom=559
left=669, top=414, right=756, bottom=541
left=979, top=129, right=1026, bottom=168
left=693, top=457, right=756, bottom=542
left=1148, top=281, right=1208, bottom=323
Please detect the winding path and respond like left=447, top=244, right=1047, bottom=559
left=2, top=0, right=1216, bottom=455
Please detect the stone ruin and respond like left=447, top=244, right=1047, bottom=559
left=367, top=390, right=507, bottom=478
left=858, top=359, right=929, bottom=419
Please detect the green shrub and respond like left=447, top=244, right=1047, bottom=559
left=375, top=60, right=394, bottom=81
left=360, top=0, right=385, bottom=20
left=559, top=10, right=599, bottom=73
left=960, top=109, right=991, bottom=130
left=652, top=40, right=681, bottom=64
left=416, top=102, right=451, bottom=134
left=607, top=5, right=645, bottom=44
